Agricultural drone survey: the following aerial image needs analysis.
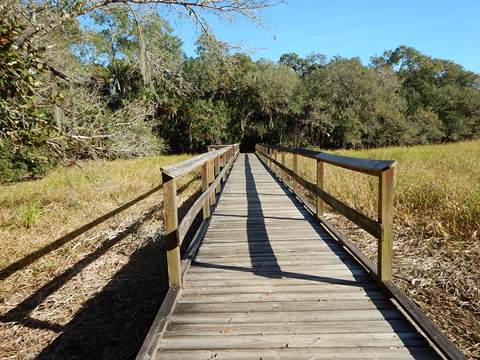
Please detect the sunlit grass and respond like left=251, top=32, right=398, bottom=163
left=288, top=140, right=480, bottom=248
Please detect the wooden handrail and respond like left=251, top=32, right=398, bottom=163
left=161, top=143, right=239, bottom=287
left=256, top=143, right=395, bottom=282
left=267, top=145, right=396, bottom=176
left=162, top=147, right=232, bottom=179
left=207, top=144, right=235, bottom=151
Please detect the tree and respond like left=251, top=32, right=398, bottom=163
left=303, top=57, right=408, bottom=148
left=279, top=52, right=326, bottom=76
left=374, top=45, right=480, bottom=141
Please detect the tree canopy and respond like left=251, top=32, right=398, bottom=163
left=1, top=0, right=479, bottom=182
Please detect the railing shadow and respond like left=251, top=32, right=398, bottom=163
left=244, top=154, right=282, bottom=278
left=0, top=186, right=163, bottom=281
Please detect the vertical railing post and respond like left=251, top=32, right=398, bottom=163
left=268, top=147, right=271, bottom=168
left=293, top=153, right=298, bottom=191
left=221, top=153, right=227, bottom=182
left=214, top=156, right=220, bottom=194
left=208, top=159, right=216, bottom=206
left=201, top=162, right=210, bottom=220
left=378, top=168, right=394, bottom=282
left=316, top=159, right=325, bottom=218
left=162, top=172, right=181, bottom=288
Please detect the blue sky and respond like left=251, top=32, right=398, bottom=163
left=161, top=0, right=480, bottom=72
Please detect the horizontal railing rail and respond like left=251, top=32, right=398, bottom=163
left=161, top=143, right=239, bottom=288
left=207, top=144, right=236, bottom=152
left=255, top=144, right=395, bottom=282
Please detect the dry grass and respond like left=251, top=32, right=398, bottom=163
left=0, top=154, right=191, bottom=269
left=0, top=154, right=199, bottom=359
left=287, top=139, right=480, bottom=358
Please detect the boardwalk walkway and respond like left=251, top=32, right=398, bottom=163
left=154, top=153, right=440, bottom=359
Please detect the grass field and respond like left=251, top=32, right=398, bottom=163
left=286, top=139, right=480, bottom=358
left=0, top=154, right=192, bottom=269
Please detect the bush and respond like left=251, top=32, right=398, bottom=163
left=0, top=140, right=54, bottom=183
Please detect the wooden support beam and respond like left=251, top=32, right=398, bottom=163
left=316, top=160, right=325, bottom=218
left=378, top=167, right=394, bottom=282
left=162, top=172, right=181, bottom=288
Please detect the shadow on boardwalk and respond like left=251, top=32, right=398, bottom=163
left=29, top=192, right=202, bottom=360
left=244, top=154, right=282, bottom=278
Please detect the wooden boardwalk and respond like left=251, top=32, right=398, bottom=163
left=153, top=154, right=441, bottom=359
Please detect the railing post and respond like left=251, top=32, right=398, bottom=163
left=162, top=172, right=181, bottom=288
left=221, top=153, right=227, bottom=182
left=378, top=168, right=394, bottom=282
left=208, top=159, right=216, bottom=206
left=214, top=156, right=220, bottom=194
left=316, top=159, right=325, bottom=218
left=201, top=162, right=210, bottom=220
left=293, top=153, right=298, bottom=191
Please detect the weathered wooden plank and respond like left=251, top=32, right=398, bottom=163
left=175, top=299, right=393, bottom=313
left=190, top=261, right=360, bottom=270
left=156, top=347, right=438, bottom=360
left=193, top=253, right=352, bottom=263
left=170, top=309, right=405, bottom=324
left=182, top=283, right=379, bottom=295
left=157, top=332, right=425, bottom=350
left=179, top=290, right=387, bottom=304
left=135, top=287, right=181, bottom=360
left=166, top=319, right=414, bottom=336
left=185, top=267, right=366, bottom=278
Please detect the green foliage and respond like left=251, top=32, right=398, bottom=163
left=0, top=7, right=56, bottom=182
left=0, top=139, right=54, bottom=183
left=1, top=0, right=480, bottom=183
left=375, top=46, right=480, bottom=142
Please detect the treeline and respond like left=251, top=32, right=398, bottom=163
left=1, top=1, right=480, bottom=182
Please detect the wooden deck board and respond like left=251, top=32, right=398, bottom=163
left=153, top=154, right=440, bottom=359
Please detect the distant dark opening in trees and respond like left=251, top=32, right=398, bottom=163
left=240, top=135, right=258, bottom=153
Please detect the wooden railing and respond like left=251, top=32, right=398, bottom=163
left=255, top=144, right=396, bottom=282
left=161, top=143, right=239, bottom=288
